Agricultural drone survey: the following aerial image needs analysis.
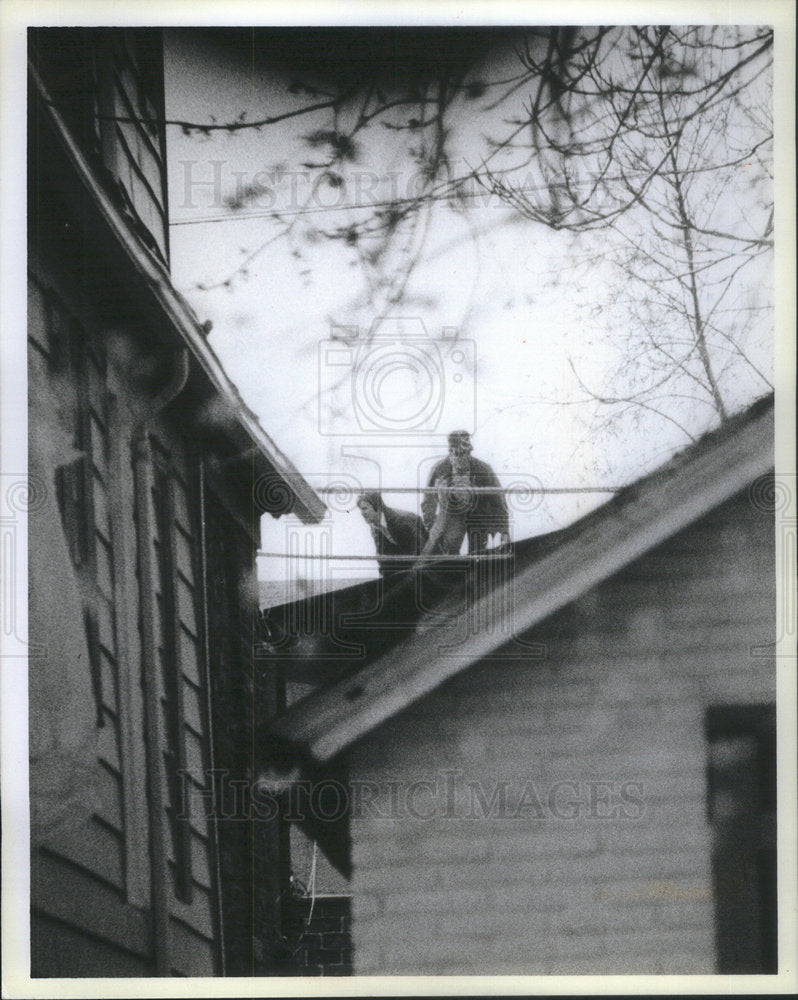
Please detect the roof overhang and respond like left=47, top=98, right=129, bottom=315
left=29, top=61, right=326, bottom=525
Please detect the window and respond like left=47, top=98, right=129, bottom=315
left=706, top=704, right=777, bottom=973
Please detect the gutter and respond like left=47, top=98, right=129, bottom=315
left=30, top=61, right=325, bottom=525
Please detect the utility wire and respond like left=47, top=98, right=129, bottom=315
left=257, top=551, right=512, bottom=561
left=315, top=485, right=622, bottom=494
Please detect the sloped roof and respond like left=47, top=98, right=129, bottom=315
left=30, top=62, right=325, bottom=525
left=262, top=394, right=774, bottom=766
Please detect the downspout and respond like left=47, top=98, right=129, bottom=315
left=131, top=348, right=189, bottom=976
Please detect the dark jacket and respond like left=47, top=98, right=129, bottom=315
left=421, top=455, right=509, bottom=535
left=370, top=505, right=428, bottom=575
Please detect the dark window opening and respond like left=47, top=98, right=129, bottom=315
left=706, top=704, right=777, bottom=973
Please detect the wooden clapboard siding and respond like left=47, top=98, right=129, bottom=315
left=97, top=713, right=121, bottom=770
left=43, top=817, right=127, bottom=893
left=96, top=760, right=125, bottom=831
left=168, top=882, right=215, bottom=941
left=29, top=258, right=153, bottom=959
left=81, top=324, right=126, bottom=861
left=166, top=824, right=212, bottom=887
left=27, top=273, right=130, bottom=906
left=180, top=625, right=202, bottom=685
left=99, top=652, right=119, bottom=715
left=32, top=849, right=151, bottom=973
left=152, top=454, right=192, bottom=904
left=169, top=916, right=216, bottom=977
left=32, top=913, right=152, bottom=977
left=149, top=433, right=217, bottom=942
left=183, top=727, right=207, bottom=793
left=94, top=30, right=169, bottom=264
left=176, top=575, right=198, bottom=638
left=181, top=676, right=204, bottom=733
left=190, top=830, right=213, bottom=888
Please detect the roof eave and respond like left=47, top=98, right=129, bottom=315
left=30, top=62, right=326, bottom=526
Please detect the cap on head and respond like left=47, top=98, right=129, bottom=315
left=358, top=490, right=384, bottom=512
left=447, top=430, right=472, bottom=452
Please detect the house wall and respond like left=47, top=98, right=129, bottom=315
left=281, top=895, right=353, bottom=975
left=29, top=31, right=308, bottom=975
left=28, top=213, right=219, bottom=975
left=346, top=488, right=776, bottom=975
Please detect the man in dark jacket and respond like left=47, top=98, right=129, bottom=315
left=357, top=490, right=428, bottom=576
left=420, top=430, right=510, bottom=556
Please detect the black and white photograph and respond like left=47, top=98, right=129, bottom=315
left=1, top=0, right=796, bottom=994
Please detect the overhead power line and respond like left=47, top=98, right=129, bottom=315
left=257, top=551, right=512, bottom=561
left=314, top=485, right=623, bottom=494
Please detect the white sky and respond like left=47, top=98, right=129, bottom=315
left=162, top=26, right=774, bottom=584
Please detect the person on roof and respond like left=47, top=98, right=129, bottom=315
left=420, top=430, right=510, bottom=557
left=357, top=490, right=428, bottom=577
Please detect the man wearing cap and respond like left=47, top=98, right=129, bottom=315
left=420, top=431, right=510, bottom=556
left=357, top=490, right=428, bottom=577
